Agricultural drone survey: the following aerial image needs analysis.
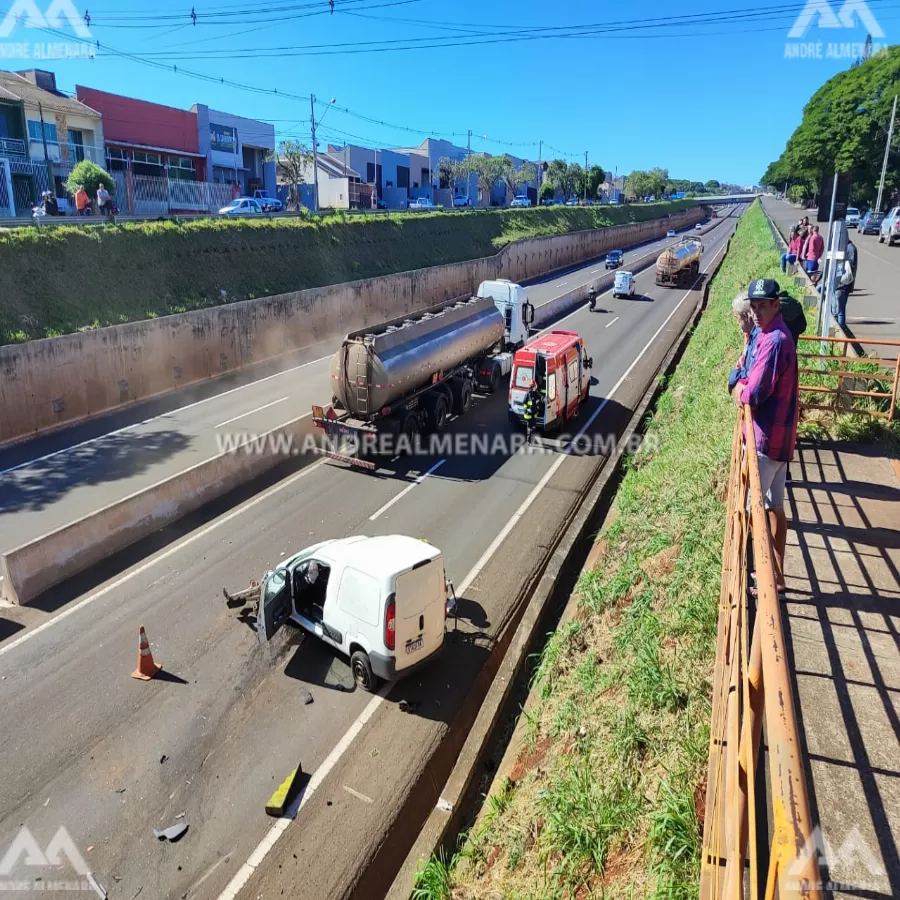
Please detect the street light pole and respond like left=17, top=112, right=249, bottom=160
left=310, top=94, right=319, bottom=213
left=584, top=150, right=588, bottom=203
left=875, top=94, right=897, bottom=214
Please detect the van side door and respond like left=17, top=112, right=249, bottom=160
left=257, top=569, right=291, bottom=644
left=334, top=566, right=382, bottom=653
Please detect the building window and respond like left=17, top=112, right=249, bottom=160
left=421, top=167, right=430, bottom=186
left=132, top=150, right=164, bottom=177
left=107, top=148, right=128, bottom=171
left=168, top=155, right=196, bottom=181
left=67, top=129, right=85, bottom=163
left=397, top=166, right=409, bottom=190
left=27, top=119, right=58, bottom=157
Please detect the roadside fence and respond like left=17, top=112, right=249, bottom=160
left=700, top=406, right=822, bottom=899
left=798, top=335, right=900, bottom=421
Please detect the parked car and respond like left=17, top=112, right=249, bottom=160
left=541, top=198, right=558, bottom=206
left=566, top=198, right=578, bottom=206
left=452, top=196, right=471, bottom=208
left=666, top=229, right=676, bottom=237
left=605, top=249, right=624, bottom=269
left=376, top=199, right=388, bottom=210
left=613, top=270, right=636, bottom=299
left=252, top=189, right=283, bottom=212
left=858, top=210, right=883, bottom=234
left=219, top=198, right=264, bottom=216
left=879, top=207, right=900, bottom=245
left=409, top=197, right=435, bottom=210
left=844, top=206, right=860, bottom=227
left=253, top=535, right=451, bottom=691
left=510, top=195, right=531, bottom=208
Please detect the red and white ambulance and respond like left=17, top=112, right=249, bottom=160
left=508, top=330, right=593, bottom=432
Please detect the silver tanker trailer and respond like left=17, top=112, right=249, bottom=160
left=312, top=280, right=534, bottom=459
left=655, top=236, right=704, bottom=287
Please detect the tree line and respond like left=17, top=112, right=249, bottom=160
left=761, top=46, right=900, bottom=209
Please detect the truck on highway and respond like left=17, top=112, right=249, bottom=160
left=311, top=280, right=535, bottom=457
left=655, top=236, right=704, bottom=287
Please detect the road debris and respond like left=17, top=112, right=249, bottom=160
left=175, top=812, right=185, bottom=819
left=298, top=686, right=313, bottom=705
left=153, top=823, right=188, bottom=842
left=398, top=699, right=419, bottom=713
left=160, top=754, right=168, bottom=764
left=265, top=765, right=303, bottom=817
left=114, top=787, right=126, bottom=794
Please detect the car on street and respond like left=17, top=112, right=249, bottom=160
left=605, top=249, right=624, bottom=269
left=253, top=534, right=451, bottom=691
left=510, top=195, right=531, bottom=208
left=858, top=210, right=883, bottom=234
left=376, top=199, right=388, bottom=209
left=879, top=207, right=900, bottom=245
left=666, top=229, right=676, bottom=237
left=218, top=198, right=264, bottom=216
left=453, top=196, right=471, bottom=208
left=409, top=197, right=435, bottom=210
left=566, top=198, right=578, bottom=206
left=541, top=198, right=558, bottom=206
left=845, top=206, right=860, bottom=227
left=695, top=222, right=704, bottom=230
left=613, top=270, right=636, bottom=298
left=252, top=190, right=283, bottom=212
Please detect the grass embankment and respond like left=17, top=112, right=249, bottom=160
left=0, top=200, right=695, bottom=345
left=417, top=202, right=783, bottom=900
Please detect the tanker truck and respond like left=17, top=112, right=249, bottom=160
left=655, top=236, right=704, bottom=287
left=311, top=280, right=534, bottom=459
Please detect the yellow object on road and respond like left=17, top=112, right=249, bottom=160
left=265, top=765, right=303, bottom=817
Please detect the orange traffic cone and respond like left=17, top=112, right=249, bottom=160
left=131, top=625, right=162, bottom=681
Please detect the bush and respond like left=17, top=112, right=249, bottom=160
left=66, top=160, right=116, bottom=199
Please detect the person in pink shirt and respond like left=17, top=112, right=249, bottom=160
left=803, top=225, right=825, bottom=276
left=781, top=227, right=803, bottom=272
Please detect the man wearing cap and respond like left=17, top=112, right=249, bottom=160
left=738, top=278, right=799, bottom=597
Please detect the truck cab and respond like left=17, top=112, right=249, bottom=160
left=476, top=279, right=534, bottom=349
left=257, top=535, right=448, bottom=691
left=508, top=330, right=593, bottom=433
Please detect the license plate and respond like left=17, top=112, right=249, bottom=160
left=405, top=636, right=424, bottom=654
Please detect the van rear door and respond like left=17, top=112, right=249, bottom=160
left=393, top=556, right=446, bottom=671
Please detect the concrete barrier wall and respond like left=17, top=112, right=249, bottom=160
left=0, top=415, right=318, bottom=605
left=0, top=208, right=703, bottom=446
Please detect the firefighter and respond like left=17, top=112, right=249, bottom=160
left=588, top=286, right=597, bottom=311
left=523, top=379, right=541, bottom=444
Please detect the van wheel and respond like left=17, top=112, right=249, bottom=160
left=351, top=650, right=377, bottom=692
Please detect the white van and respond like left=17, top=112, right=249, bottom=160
left=613, top=270, right=635, bottom=298
left=257, top=535, right=448, bottom=691
left=845, top=207, right=860, bottom=227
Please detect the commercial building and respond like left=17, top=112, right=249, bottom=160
left=192, top=104, right=276, bottom=196
left=0, top=69, right=103, bottom=214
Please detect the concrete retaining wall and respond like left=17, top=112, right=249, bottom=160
left=0, top=415, right=318, bottom=605
left=0, top=208, right=703, bottom=446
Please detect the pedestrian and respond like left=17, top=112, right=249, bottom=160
left=523, top=380, right=540, bottom=444
left=96, top=182, right=112, bottom=219
left=738, top=279, right=800, bottom=598
left=831, top=242, right=857, bottom=330
left=74, top=184, right=90, bottom=217
left=728, top=294, right=759, bottom=393
left=781, top=227, right=802, bottom=272
left=845, top=238, right=858, bottom=291
left=803, top=225, right=824, bottom=278
left=41, top=190, right=59, bottom=216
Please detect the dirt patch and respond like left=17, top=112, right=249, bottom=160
left=694, top=773, right=708, bottom=835
left=509, top=735, right=553, bottom=783
left=641, top=545, right=681, bottom=581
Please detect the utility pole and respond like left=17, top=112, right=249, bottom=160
left=310, top=94, right=319, bottom=213
left=875, top=94, right=897, bottom=214
left=584, top=150, right=588, bottom=203
left=538, top=139, right=542, bottom=203
left=466, top=129, right=472, bottom=204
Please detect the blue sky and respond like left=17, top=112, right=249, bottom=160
left=7, top=0, right=897, bottom=185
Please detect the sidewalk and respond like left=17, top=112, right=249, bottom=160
left=784, top=441, right=900, bottom=897
left=761, top=196, right=900, bottom=359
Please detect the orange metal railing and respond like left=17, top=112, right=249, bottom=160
left=700, top=407, right=822, bottom=899
left=797, top=335, right=900, bottom=421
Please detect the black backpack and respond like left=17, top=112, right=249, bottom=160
left=777, top=292, right=807, bottom=346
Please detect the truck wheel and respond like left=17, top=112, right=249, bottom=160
left=488, top=364, right=501, bottom=394
left=452, top=379, right=473, bottom=415
left=426, top=392, right=449, bottom=432
left=399, top=412, right=420, bottom=453
left=351, top=650, right=378, bottom=692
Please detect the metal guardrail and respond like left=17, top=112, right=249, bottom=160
left=798, top=335, right=900, bottom=421
left=700, top=406, right=822, bottom=899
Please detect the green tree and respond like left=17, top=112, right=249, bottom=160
left=625, top=169, right=655, bottom=200
left=568, top=163, right=585, bottom=200
left=272, top=140, right=313, bottom=209
left=66, top=160, right=116, bottom=200
left=648, top=167, right=669, bottom=196
left=586, top=165, right=605, bottom=199
left=760, top=46, right=900, bottom=209
left=539, top=180, right=555, bottom=203
left=546, top=159, right=572, bottom=198
left=437, top=156, right=455, bottom=190
left=704, top=179, right=721, bottom=193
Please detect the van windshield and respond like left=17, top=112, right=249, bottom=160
left=514, top=366, right=534, bottom=388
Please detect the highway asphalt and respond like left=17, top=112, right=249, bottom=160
left=0, top=217, right=719, bottom=558
left=0, top=211, right=739, bottom=900
left=762, top=196, right=900, bottom=358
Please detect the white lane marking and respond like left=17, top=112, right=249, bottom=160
left=368, top=458, right=446, bottom=521
left=605, top=316, right=620, bottom=329
left=590, top=269, right=599, bottom=274
left=0, top=458, right=328, bottom=660
left=557, top=280, right=568, bottom=287
left=0, top=355, right=330, bottom=477
left=342, top=785, right=374, bottom=804
left=215, top=397, right=290, bottom=428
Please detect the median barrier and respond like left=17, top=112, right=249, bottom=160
left=0, top=414, right=318, bottom=606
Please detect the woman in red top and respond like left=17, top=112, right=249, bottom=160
left=781, top=226, right=803, bottom=272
